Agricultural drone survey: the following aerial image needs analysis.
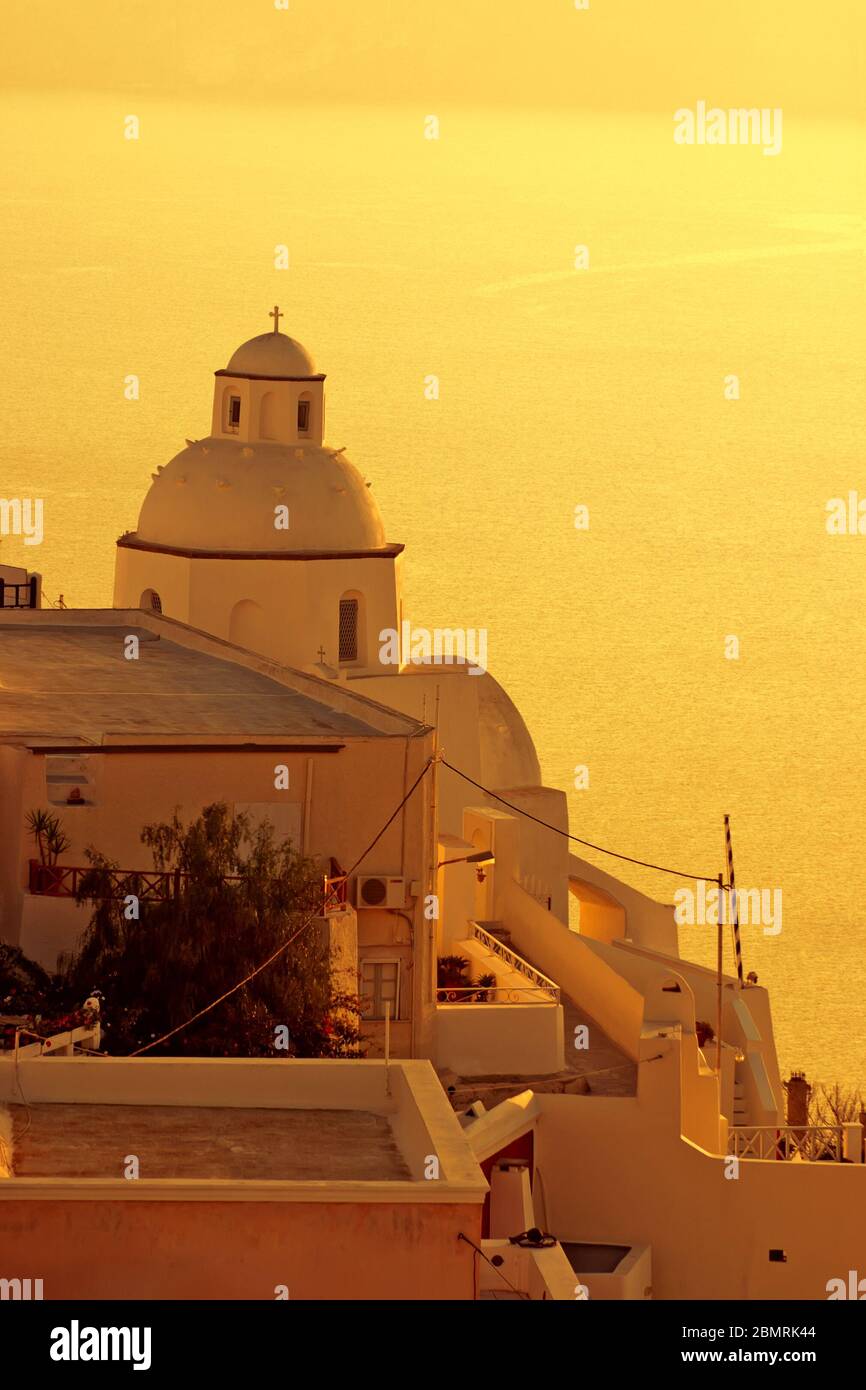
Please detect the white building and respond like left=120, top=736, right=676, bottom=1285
left=113, top=315, right=569, bottom=919
left=2, top=312, right=863, bottom=1301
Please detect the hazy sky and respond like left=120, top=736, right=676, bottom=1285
left=3, top=0, right=862, bottom=117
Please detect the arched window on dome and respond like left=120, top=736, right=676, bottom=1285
left=297, top=391, right=312, bottom=437
left=223, top=387, right=241, bottom=434
left=339, top=592, right=364, bottom=665
left=140, top=588, right=162, bottom=614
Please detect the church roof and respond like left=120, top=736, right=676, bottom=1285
left=131, top=439, right=387, bottom=555
left=0, top=610, right=427, bottom=747
left=224, top=329, right=316, bottom=379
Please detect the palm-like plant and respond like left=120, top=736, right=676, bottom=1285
left=26, top=808, right=54, bottom=866
left=44, top=823, right=72, bottom=866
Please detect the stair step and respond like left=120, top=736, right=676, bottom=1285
left=477, top=920, right=512, bottom=943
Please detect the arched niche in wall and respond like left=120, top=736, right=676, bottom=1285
left=260, top=390, right=279, bottom=441
left=229, top=598, right=270, bottom=658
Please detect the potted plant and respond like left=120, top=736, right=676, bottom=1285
left=696, top=1020, right=715, bottom=1050
left=475, top=972, right=497, bottom=1002
left=437, top=954, right=470, bottom=1002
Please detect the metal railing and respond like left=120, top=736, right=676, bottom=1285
left=323, top=874, right=348, bottom=914
left=728, top=1125, right=845, bottom=1162
left=436, top=984, right=558, bottom=1005
left=468, top=922, right=561, bottom=1003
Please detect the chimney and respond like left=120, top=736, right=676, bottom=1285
left=783, top=1071, right=811, bottom=1127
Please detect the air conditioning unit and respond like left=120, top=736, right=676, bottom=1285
left=356, top=875, right=406, bottom=909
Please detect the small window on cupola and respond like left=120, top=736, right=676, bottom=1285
left=339, top=598, right=359, bottom=663
left=227, top=396, right=241, bottom=433
left=297, top=398, right=311, bottom=434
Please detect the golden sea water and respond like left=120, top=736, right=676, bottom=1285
left=1, top=95, right=863, bottom=1087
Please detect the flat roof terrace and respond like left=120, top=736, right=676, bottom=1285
left=0, top=1057, right=488, bottom=1203
left=8, top=1103, right=411, bottom=1182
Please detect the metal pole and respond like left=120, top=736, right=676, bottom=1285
left=716, top=872, right=724, bottom=1075
left=384, top=1000, right=391, bottom=1096
left=427, top=686, right=441, bottom=1010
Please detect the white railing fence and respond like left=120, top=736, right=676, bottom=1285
left=469, top=922, right=561, bottom=1003
left=728, top=1124, right=863, bottom=1163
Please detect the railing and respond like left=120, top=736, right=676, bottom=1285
left=469, top=922, right=561, bottom=1002
left=323, top=874, right=348, bottom=914
left=0, top=576, right=38, bottom=608
left=30, top=859, right=348, bottom=919
left=6, top=1021, right=102, bottom=1058
left=28, top=860, right=241, bottom=901
left=436, top=985, right=558, bottom=1005
left=728, top=1125, right=845, bottom=1162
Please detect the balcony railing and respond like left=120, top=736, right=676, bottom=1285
left=469, top=922, right=561, bottom=1003
left=436, top=985, right=559, bottom=1005
left=28, top=860, right=239, bottom=901
left=728, top=1125, right=846, bottom=1162
left=30, top=859, right=347, bottom=918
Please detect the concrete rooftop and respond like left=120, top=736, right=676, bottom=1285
left=7, top=1103, right=412, bottom=1181
left=0, top=611, right=425, bottom=745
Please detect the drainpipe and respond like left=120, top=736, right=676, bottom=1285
left=303, top=757, right=314, bottom=855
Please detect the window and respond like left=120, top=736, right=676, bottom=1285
left=297, top=398, right=311, bottom=433
left=140, top=588, right=162, bottom=613
left=360, top=960, right=400, bottom=1021
left=227, top=395, right=241, bottom=432
left=339, top=597, right=358, bottom=662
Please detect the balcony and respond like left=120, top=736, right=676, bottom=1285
left=28, top=861, right=346, bottom=919
left=28, top=860, right=185, bottom=901
left=728, top=1124, right=864, bottom=1163
left=435, top=922, right=564, bottom=1077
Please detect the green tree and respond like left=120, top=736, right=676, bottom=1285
left=68, top=803, right=362, bottom=1058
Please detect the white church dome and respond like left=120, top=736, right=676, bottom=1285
left=226, top=331, right=316, bottom=378
left=135, top=439, right=387, bottom=553
left=477, top=673, right=542, bottom=787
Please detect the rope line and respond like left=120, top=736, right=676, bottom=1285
left=441, top=759, right=718, bottom=884
left=457, top=1233, right=530, bottom=1299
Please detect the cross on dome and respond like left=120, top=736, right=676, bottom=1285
left=269, top=305, right=283, bottom=333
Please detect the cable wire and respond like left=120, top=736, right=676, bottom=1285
left=457, top=1232, right=530, bottom=1299
left=129, top=755, right=435, bottom=1056
left=441, top=758, right=718, bottom=883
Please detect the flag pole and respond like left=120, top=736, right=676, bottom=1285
left=724, top=814, right=744, bottom=987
